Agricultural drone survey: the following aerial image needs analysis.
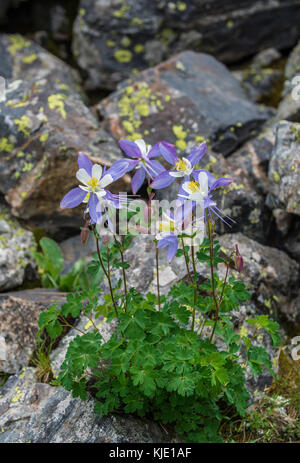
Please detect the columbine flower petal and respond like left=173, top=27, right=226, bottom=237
left=132, top=168, right=146, bottom=194
left=92, top=164, right=103, bottom=180
left=119, top=139, right=142, bottom=158
left=99, top=173, right=113, bottom=189
left=78, top=152, right=93, bottom=176
left=76, top=168, right=91, bottom=185
left=60, top=187, right=87, bottom=209
left=187, top=142, right=207, bottom=166
left=150, top=171, right=174, bottom=189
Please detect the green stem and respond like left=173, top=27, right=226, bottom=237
left=191, top=238, right=197, bottom=331
left=119, top=238, right=128, bottom=312
left=156, top=247, right=161, bottom=311
left=93, top=227, right=118, bottom=318
left=207, top=217, right=220, bottom=343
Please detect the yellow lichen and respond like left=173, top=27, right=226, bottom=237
left=114, top=49, right=133, bottom=63
left=8, top=35, right=30, bottom=55
left=14, top=115, right=31, bottom=137
left=134, top=44, right=144, bottom=54
left=0, top=137, right=14, bottom=152
left=48, top=94, right=67, bottom=119
left=273, top=170, right=280, bottom=183
left=22, top=54, right=38, bottom=64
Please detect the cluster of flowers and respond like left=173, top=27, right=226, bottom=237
left=60, top=139, right=233, bottom=261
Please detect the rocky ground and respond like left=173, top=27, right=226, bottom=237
left=0, top=0, right=300, bottom=443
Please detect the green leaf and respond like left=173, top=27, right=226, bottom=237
left=39, top=237, right=63, bottom=281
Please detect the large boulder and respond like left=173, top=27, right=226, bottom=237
left=0, top=38, right=131, bottom=236
left=0, top=205, right=36, bottom=292
left=99, top=51, right=269, bottom=157
left=0, top=289, right=66, bottom=374
left=73, top=0, right=300, bottom=91
left=0, top=34, right=81, bottom=91
left=267, top=121, right=300, bottom=216
left=0, top=367, right=173, bottom=443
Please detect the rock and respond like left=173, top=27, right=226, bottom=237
left=277, top=41, right=300, bottom=122
left=281, top=293, right=300, bottom=337
left=0, top=289, right=66, bottom=374
left=228, top=125, right=275, bottom=196
left=59, top=234, right=97, bottom=274
left=0, top=367, right=173, bottom=443
left=99, top=51, right=269, bottom=157
left=73, top=0, right=300, bottom=91
left=0, top=74, right=130, bottom=237
left=0, top=204, right=36, bottom=291
left=284, top=216, right=300, bottom=263
left=0, top=34, right=81, bottom=91
left=267, top=121, right=300, bottom=216
left=242, top=67, right=283, bottom=106
left=251, top=48, right=282, bottom=69
left=219, top=233, right=299, bottom=326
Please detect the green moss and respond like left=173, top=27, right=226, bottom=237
left=114, top=49, right=133, bottom=63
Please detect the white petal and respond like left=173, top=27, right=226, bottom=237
left=135, top=139, right=147, bottom=157
left=182, top=182, right=193, bottom=194
left=182, top=157, right=192, bottom=170
left=78, top=185, right=89, bottom=192
left=76, top=168, right=91, bottom=185
left=92, top=164, right=103, bottom=180
left=96, top=190, right=106, bottom=199
left=198, top=171, right=208, bottom=196
left=169, top=171, right=185, bottom=178
left=99, top=174, right=113, bottom=188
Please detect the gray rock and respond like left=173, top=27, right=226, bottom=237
left=0, top=34, right=81, bottom=90
left=252, top=48, right=282, bottom=69
left=0, top=289, right=66, bottom=374
left=228, top=125, right=275, bottom=196
left=267, top=121, right=300, bottom=216
left=0, top=367, right=173, bottom=443
left=242, top=67, right=283, bottom=105
left=277, top=41, right=300, bottom=122
left=100, top=51, right=269, bottom=157
left=0, top=74, right=130, bottom=237
left=72, top=0, right=300, bottom=91
left=59, top=234, right=97, bottom=274
left=219, top=233, right=299, bottom=323
left=0, top=205, right=36, bottom=291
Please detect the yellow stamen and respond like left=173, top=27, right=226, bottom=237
left=175, top=159, right=187, bottom=172
left=159, top=221, right=175, bottom=233
left=188, top=180, right=200, bottom=193
left=88, top=177, right=99, bottom=190
left=83, top=192, right=90, bottom=203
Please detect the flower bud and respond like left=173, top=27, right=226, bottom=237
left=234, top=244, right=244, bottom=273
left=102, top=235, right=110, bottom=246
left=80, top=220, right=90, bottom=246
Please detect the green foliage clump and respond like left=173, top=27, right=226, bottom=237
left=38, top=232, right=281, bottom=443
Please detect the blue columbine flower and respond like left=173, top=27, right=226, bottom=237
left=156, top=205, right=205, bottom=262
left=60, top=153, right=130, bottom=224
left=179, top=171, right=234, bottom=226
left=150, top=142, right=207, bottom=190
left=119, top=139, right=166, bottom=194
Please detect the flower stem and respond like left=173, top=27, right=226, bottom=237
left=92, top=227, right=118, bottom=318
left=156, top=247, right=161, bottom=311
left=207, top=217, right=220, bottom=343
left=191, top=238, right=197, bottom=330
left=119, top=236, right=128, bottom=312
